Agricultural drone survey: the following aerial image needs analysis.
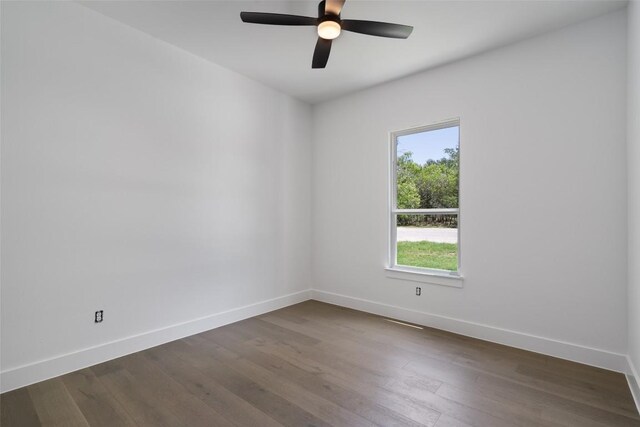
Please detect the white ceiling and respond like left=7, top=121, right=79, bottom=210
left=80, top=0, right=627, bottom=104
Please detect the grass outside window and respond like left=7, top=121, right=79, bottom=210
left=396, top=240, right=458, bottom=271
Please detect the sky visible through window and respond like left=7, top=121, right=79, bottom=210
left=397, top=126, right=459, bottom=165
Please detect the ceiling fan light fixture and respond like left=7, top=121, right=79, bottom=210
left=318, top=20, right=341, bottom=40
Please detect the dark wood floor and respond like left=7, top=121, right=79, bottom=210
left=2, top=300, right=639, bottom=427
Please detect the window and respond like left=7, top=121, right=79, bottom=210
left=389, top=120, right=460, bottom=277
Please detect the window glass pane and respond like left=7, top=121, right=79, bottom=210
left=396, top=214, right=458, bottom=271
left=396, top=126, right=459, bottom=209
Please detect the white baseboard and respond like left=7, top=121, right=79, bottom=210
left=2, top=288, right=634, bottom=396
left=0, top=290, right=311, bottom=393
left=627, top=356, right=640, bottom=415
left=310, top=289, right=630, bottom=374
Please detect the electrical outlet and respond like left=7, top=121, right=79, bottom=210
left=416, top=287, right=421, bottom=296
left=95, top=310, right=103, bottom=323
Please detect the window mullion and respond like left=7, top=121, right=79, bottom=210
left=392, top=208, right=459, bottom=215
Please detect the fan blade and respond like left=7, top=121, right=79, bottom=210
left=325, top=0, right=345, bottom=16
left=341, top=19, right=413, bottom=39
left=240, top=12, right=317, bottom=26
left=312, top=37, right=332, bottom=69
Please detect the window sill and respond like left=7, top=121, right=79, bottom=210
left=385, top=267, right=464, bottom=288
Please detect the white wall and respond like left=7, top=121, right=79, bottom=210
left=0, top=1, right=311, bottom=390
left=312, top=10, right=628, bottom=370
left=628, top=0, right=640, bottom=396
left=0, top=0, right=633, bottom=394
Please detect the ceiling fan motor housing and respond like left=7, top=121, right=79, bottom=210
left=319, top=15, right=340, bottom=25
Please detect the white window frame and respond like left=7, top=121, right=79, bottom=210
left=386, top=119, right=463, bottom=286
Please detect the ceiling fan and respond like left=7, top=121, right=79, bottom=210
left=240, top=0, right=413, bottom=69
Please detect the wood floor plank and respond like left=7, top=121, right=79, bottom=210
left=201, top=328, right=438, bottom=426
left=93, top=362, right=186, bottom=427
left=61, top=368, right=137, bottom=427
left=446, top=344, right=638, bottom=417
left=251, top=336, right=513, bottom=427
left=191, top=335, right=378, bottom=427
left=261, top=311, right=481, bottom=390
left=514, top=362, right=638, bottom=407
left=143, top=343, right=285, bottom=427
left=154, top=338, right=332, bottom=427
left=476, top=373, right=640, bottom=426
left=434, top=414, right=474, bottom=427
left=0, top=387, right=42, bottom=427
left=265, top=307, right=476, bottom=377
left=434, top=383, right=565, bottom=427
left=27, top=378, right=89, bottom=427
left=260, top=312, right=450, bottom=384
left=249, top=318, right=407, bottom=387
left=2, top=300, right=638, bottom=427
left=115, top=352, right=237, bottom=427
left=285, top=302, right=594, bottom=384
left=249, top=332, right=519, bottom=427
left=280, top=302, right=640, bottom=421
